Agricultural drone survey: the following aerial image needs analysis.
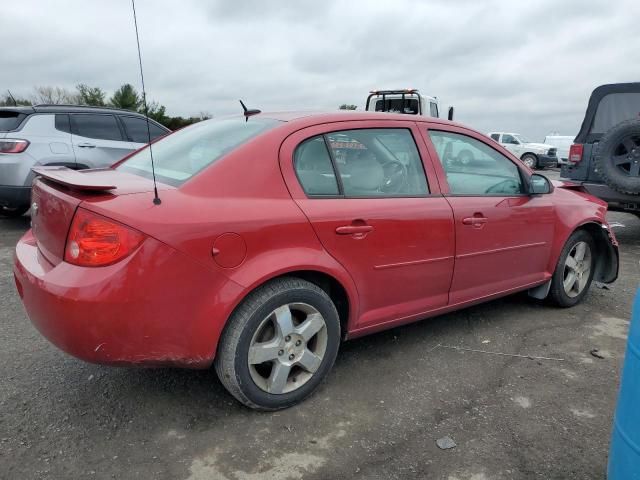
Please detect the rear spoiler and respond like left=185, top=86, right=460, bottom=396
left=32, top=166, right=116, bottom=191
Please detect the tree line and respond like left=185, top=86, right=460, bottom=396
left=0, top=84, right=211, bottom=130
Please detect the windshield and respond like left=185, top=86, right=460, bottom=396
left=374, top=98, right=419, bottom=114
left=513, top=134, right=532, bottom=143
left=117, top=116, right=280, bottom=186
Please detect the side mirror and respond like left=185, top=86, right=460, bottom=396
left=530, top=173, right=552, bottom=194
left=447, top=106, right=455, bottom=121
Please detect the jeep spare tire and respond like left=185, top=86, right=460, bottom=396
left=594, top=119, right=640, bottom=194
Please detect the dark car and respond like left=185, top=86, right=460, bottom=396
left=561, top=83, right=640, bottom=212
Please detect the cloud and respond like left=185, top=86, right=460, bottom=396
left=1, top=0, right=638, bottom=139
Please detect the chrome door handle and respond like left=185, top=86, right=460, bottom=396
left=335, top=225, right=374, bottom=235
left=462, top=216, right=488, bottom=227
left=77, top=142, right=96, bottom=148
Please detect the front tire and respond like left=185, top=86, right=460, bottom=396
left=521, top=154, right=538, bottom=169
left=215, top=277, right=341, bottom=410
left=548, top=230, right=596, bottom=307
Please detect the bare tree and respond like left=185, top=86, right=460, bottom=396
left=31, top=86, right=78, bottom=105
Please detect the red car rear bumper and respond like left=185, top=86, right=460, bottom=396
left=13, top=230, right=243, bottom=368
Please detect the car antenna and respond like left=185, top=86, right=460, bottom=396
left=131, top=0, right=161, bottom=205
left=239, top=100, right=261, bottom=122
left=6, top=90, right=17, bottom=106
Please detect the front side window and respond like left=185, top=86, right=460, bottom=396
left=121, top=116, right=167, bottom=143
left=501, top=134, right=518, bottom=145
left=428, top=130, right=524, bottom=195
left=117, top=116, right=280, bottom=185
left=71, top=114, right=123, bottom=141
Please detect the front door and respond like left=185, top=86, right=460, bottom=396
left=424, top=127, right=556, bottom=304
left=280, top=121, right=455, bottom=330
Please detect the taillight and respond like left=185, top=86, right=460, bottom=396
left=0, top=139, right=29, bottom=153
left=64, top=208, right=145, bottom=267
left=568, top=144, right=584, bottom=165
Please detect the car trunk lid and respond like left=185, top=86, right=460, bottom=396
left=30, top=167, right=170, bottom=266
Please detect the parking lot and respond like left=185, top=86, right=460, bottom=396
left=0, top=169, right=637, bottom=480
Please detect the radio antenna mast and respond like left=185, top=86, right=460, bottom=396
left=131, top=0, right=161, bottom=205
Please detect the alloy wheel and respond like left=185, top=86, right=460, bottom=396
left=611, top=134, right=640, bottom=177
left=248, top=303, right=328, bottom=394
left=563, top=241, right=592, bottom=298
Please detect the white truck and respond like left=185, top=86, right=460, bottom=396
left=487, top=132, right=558, bottom=169
left=365, top=89, right=454, bottom=120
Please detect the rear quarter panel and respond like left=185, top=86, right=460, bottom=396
left=81, top=130, right=361, bottom=335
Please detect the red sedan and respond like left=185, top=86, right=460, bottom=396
left=14, top=112, right=618, bottom=410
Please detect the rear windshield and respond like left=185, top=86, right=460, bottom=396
left=374, top=98, right=419, bottom=114
left=117, top=116, right=280, bottom=186
left=0, top=111, right=27, bottom=131
left=591, top=93, right=640, bottom=134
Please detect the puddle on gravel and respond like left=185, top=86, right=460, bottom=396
left=186, top=425, right=348, bottom=480
left=570, top=408, right=596, bottom=419
left=590, top=316, right=629, bottom=340
left=512, top=396, right=531, bottom=409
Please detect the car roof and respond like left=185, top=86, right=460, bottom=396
left=259, top=110, right=462, bottom=128
left=0, top=104, right=154, bottom=117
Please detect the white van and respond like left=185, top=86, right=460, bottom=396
left=543, top=135, right=574, bottom=165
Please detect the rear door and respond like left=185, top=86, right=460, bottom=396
left=422, top=126, right=555, bottom=303
left=280, top=120, right=455, bottom=330
left=70, top=113, right=135, bottom=168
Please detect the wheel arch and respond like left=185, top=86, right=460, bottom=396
left=219, top=265, right=358, bottom=354
left=573, top=221, right=619, bottom=283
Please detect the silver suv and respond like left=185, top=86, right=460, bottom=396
left=0, top=105, right=170, bottom=217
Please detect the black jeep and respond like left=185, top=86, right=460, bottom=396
left=561, top=83, right=640, bottom=212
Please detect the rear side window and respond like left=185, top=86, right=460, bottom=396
left=0, top=111, right=27, bottom=131
left=592, top=93, right=640, bottom=134
left=490, top=133, right=500, bottom=141
left=294, top=128, right=429, bottom=198
left=55, top=114, right=71, bottom=133
left=71, top=114, right=123, bottom=141
left=120, top=116, right=167, bottom=143
left=117, top=117, right=280, bottom=186
left=294, top=137, right=340, bottom=196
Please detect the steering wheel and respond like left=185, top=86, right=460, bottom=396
left=485, top=179, right=520, bottom=194
left=380, top=160, right=408, bottom=194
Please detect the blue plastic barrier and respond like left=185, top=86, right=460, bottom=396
left=609, top=290, right=640, bottom=479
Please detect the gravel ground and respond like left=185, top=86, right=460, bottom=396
left=1, top=169, right=638, bottom=480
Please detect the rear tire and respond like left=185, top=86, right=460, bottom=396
left=215, top=277, right=341, bottom=410
left=548, top=230, right=596, bottom=307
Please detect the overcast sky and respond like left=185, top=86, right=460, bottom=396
left=2, top=0, right=638, bottom=140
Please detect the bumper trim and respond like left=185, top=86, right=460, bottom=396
left=0, top=185, right=31, bottom=209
